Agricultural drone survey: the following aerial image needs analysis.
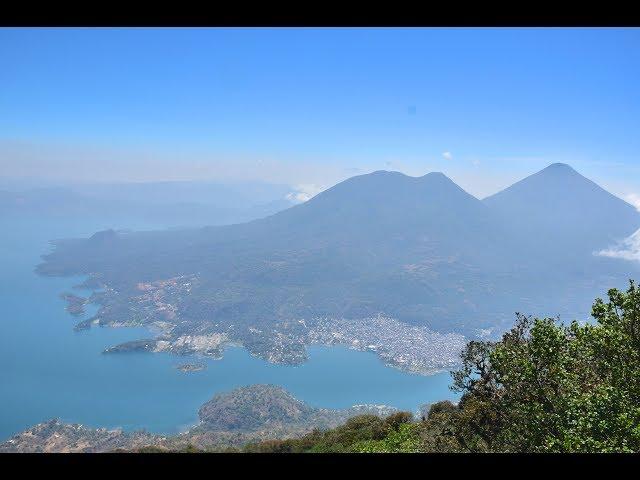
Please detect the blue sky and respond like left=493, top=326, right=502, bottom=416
left=1, top=27, right=639, bottom=200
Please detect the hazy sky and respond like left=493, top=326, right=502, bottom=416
left=1, top=27, right=639, bottom=202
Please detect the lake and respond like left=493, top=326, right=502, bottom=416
left=0, top=215, right=457, bottom=440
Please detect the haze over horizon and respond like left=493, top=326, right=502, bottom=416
left=1, top=28, right=639, bottom=203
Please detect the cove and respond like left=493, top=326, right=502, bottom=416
left=0, top=215, right=457, bottom=440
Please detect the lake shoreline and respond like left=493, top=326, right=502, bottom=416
left=0, top=216, right=458, bottom=442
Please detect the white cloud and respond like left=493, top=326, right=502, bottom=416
left=596, top=228, right=640, bottom=262
left=442, top=151, right=452, bottom=161
left=286, top=183, right=325, bottom=203
left=624, top=193, right=640, bottom=212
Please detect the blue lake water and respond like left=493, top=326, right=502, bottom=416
left=0, top=215, right=457, bottom=441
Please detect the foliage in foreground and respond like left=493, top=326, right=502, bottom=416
left=243, top=281, right=640, bottom=453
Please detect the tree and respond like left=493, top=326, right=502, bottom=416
left=449, top=281, right=640, bottom=452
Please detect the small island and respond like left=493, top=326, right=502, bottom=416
left=176, top=363, right=206, bottom=373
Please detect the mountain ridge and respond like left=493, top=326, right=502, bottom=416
left=35, top=163, right=640, bottom=370
left=483, top=162, right=640, bottom=258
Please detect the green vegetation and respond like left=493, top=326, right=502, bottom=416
left=448, top=280, right=640, bottom=453
left=243, top=281, right=640, bottom=453
left=242, top=412, right=416, bottom=453
left=7, top=282, right=638, bottom=454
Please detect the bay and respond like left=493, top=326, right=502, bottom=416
left=0, top=214, right=457, bottom=440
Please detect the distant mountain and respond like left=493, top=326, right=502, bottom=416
left=483, top=163, right=640, bottom=258
left=0, top=180, right=296, bottom=228
left=216, top=170, right=514, bottom=276
left=36, top=165, right=640, bottom=370
left=482, top=163, right=640, bottom=318
left=38, top=171, right=512, bottom=337
left=258, top=171, right=503, bottom=253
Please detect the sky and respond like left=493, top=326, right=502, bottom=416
left=1, top=27, right=639, bottom=202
